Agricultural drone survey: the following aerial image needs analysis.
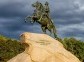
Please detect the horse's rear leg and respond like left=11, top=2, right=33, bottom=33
left=49, top=30, right=52, bottom=36
left=41, top=26, right=46, bottom=34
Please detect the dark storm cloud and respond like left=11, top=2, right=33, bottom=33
left=52, top=7, right=84, bottom=25
left=59, top=28, right=84, bottom=37
left=59, top=28, right=84, bottom=41
left=0, top=0, right=36, bottom=18
left=0, top=0, right=84, bottom=40
left=0, top=2, right=29, bottom=17
left=57, top=22, right=84, bottom=40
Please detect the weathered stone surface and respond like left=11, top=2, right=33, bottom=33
left=7, top=32, right=80, bottom=62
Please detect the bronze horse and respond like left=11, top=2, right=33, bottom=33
left=25, top=1, right=57, bottom=38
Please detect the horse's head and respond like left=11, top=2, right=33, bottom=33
left=32, top=1, right=44, bottom=11
left=32, top=1, right=40, bottom=8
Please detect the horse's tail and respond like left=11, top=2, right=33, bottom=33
left=52, top=25, right=57, bottom=38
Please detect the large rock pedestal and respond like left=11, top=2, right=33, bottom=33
left=8, top=32, right=80, bottom=62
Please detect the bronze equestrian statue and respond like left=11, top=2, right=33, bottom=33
left=25, top=1, right=57, bottom=38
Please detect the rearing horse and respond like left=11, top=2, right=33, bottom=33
left=25, top=1, right=57, bottom=38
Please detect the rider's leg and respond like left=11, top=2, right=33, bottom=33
left=47, top=26, right=52, bottom=36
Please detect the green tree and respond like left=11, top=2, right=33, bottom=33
left=0, top=35, right=25, bottom=62
left=63, top=38, right=84, bottom=62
